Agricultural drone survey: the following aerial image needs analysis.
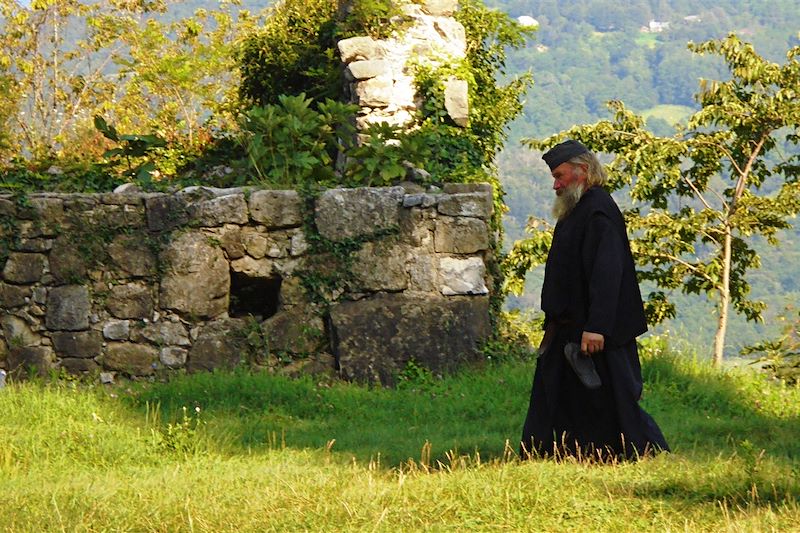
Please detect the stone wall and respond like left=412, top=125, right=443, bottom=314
left=0, top=184, right=494, bottom=385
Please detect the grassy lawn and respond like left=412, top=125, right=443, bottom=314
left=640, top=104, right=695, bottom=126
left=2, top=346, right=799, bottom=531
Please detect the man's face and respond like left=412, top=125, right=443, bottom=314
left=551, top=162, right=587, bottom=196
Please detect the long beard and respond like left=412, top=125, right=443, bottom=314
left=551, top=183, right=584, bottom=221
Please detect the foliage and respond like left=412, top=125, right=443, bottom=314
left=94, top=115, right=167, bottom=185
left=237, top=94, right=356, bottom=187
left=742, top=306, right=800, bottom=385
left=518, top=35, right=800, bottom=366
left=480, top=308, right=542, bottom=362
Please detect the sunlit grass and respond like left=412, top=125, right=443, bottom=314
left=1, top=347, right=799, bottom=531
left=640, top=104, right=695, bottom=126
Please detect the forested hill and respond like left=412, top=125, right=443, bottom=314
left=493, top=0, right=800, bottom=354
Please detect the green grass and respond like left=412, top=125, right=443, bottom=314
left=640, top=104, right=695, bottom=126
left=1, top=347, right=799, bottom=531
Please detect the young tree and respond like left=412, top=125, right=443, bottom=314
left=514, top=34, right=800, bottom=365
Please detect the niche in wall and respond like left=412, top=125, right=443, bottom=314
left=229, top=271, right=282, bottom=319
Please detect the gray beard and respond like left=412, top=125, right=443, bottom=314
left=551, top=183, right=584, bottom=221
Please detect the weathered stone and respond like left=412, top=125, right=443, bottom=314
left=15, top=238, right=53, bottom=252
left=99, top=371, right=115, bottom=384
left=2, top=252, right=46, bottom=284
left=338, top=36, right=385, bottom=62
left=103, top=319, right=130, bottom=340
left=331, top=294, right=491, bottom=385
left=19, top=198, right=64, bottom=231
left=437, top=192, right=493, bottom=219
left=220, top=226, right=245, bottom=260
left=248, top=190, right=303, bottom=229
left=262, top=307, right=326, bottom=355
left=187, top=319, right=247, bottom=372
left=315, top=187, right=404, bottom=241
left=290, top=231, right=308, bottom=257
left=107, top=282, right=153, bottom=320
left=159, top=232, right=229, bottom=319
left=51, top=331, right=102, bottom=358
left=278, top=276, right=310, bottom=307
left=7, top=346, right=54, bottom=377
left=355, top=76, right=394, bottom=107
left=421, top=0, right=458, bottom=16
left=242, top=230, right=269, bottom=259
left=140, top=321, right=190, bottom=347
left=399, top=208, right=435, bottom=248
left=1, top=314, right=39, bottom=347
left=60, top=357, right=100, bottom=374
left=49, top=236, right=87, bottom=284
left=406, top=253, right=438, bottom=292
left=351, top=240, right=409, bottom=292
left=444, top=78, right=469, bottom=127
left=187, top=194, right=248, bottom=226
left=439, top=257, right=488, bottom=295
left=230, top=256, right=273, bottom=278
left=103, top=343, right=157, bottom=375
left=160, top=346, right=188, bottom=368
left=145, top=195, right=189, bottom=232
left=347, top=59, right=391, bottom=80
left=434, top=217, right=489, bottom=254
left=108, top=234, right=157, bottom=277
left=32, top=287, right=47, bottom=304
left=46, top=285, right=90, bottom=331
left=0, top=198, right=14, bottom=216
left=0, top=283, right=31, bottom=307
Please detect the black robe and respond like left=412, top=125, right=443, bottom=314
left=520, top=187, right=669, bottom=459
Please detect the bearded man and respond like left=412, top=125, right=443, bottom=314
left=520, top=139, right=669, bottom=460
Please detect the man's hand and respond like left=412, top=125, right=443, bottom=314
left=581, top=331, right=604, bottom=355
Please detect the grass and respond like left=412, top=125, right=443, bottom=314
left=1, top=345, right=799, bottom=532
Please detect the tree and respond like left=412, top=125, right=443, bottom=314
left=513, top=34, right=800, bottom=366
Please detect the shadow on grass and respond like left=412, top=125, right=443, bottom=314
left=122, top=351, right=800, bottom=476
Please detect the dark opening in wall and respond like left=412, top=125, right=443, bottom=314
left=229, top=271, right=282, bottom=319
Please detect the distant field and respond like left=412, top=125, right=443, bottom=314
left=635, top=32, right=659, bottom=48
left=1, top=345, right=799, bottom=531
left=640, top=104, right=695, bottom=125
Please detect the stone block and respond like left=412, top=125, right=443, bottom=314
left=145, top=195, right=189, bottom=232
left=355, top=76, right=394, bottom=107
left=140, top=321, right=190, bottom=347
left=444, top=78, right=469, bottom=126
left=159, top=232, right=229, bottom=319
left=48, top=236, right=87, bottom=284
left=160, top=346, right=188, bottom=368
left=1, top=314, right=39, bottom=347
left=248, top=190, right=303, bottom=229
left=51, top=331, right=102, bottom=358
left=439, top=257, right=488, bottom=295
left=108, top=234, right=157, bottom=277
left=330, top=294, right=490, bottom=385
left=46, top=285, right=90, bottom=331
left=7, top=345, right=54, bottom=377
left=220, top=226, right=245, bottom=260
left=107, top=282, right=153, bottom=320
left=187, top=194, right=248, bottom=226
left=421, top=0, right=458, bottom=16
left=0, top=283, right=31, bottom=308
left=347, top=59, right=391, bottom=80
left=434, top=217, right=489, bottom=254
left=2, top=252, right=46, bottom=284
left=187, top=319, right=247, bottom=372
left=103, top=343, right=158, bottom=375
left=103, top=320, right=130, bottom=340
left=437, top=191, right=493, bottom=219
left=338, top=36, right=385, bottom=63
left=60, top=357, right=100, bottom=374
left=351, top=240, right=410, bottom=292
left=315, top=187, right=404, bottom=241
left=261, top=308, right=326, bottom=355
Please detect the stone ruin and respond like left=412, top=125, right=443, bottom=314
left=0, top=183, right=494, bottom=385
left=0, top=0, right=491, bottom=385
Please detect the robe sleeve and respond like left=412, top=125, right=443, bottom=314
left=582, top=212, right=626, bottom=338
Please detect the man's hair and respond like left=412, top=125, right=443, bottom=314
left=569, top=151, right=607, bottom=187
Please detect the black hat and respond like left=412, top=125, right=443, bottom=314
left=542, top=139, right=589, bottom=171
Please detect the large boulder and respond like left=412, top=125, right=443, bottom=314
left=2, top=252, right=46, bottom=284
left=330, top=294, right=490, bottom=385
left=159, top=232, right=229, bottom=319
left=187, top=318, right=248, bottom=372
left=46, top=285, right=90, bottom=331
left=103, top=343, right=158, bottom=376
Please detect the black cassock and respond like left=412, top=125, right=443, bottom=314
left=520, top=187, right=669, bottom=459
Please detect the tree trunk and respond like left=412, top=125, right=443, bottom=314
left=713, top=227, right=733, bottom=366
